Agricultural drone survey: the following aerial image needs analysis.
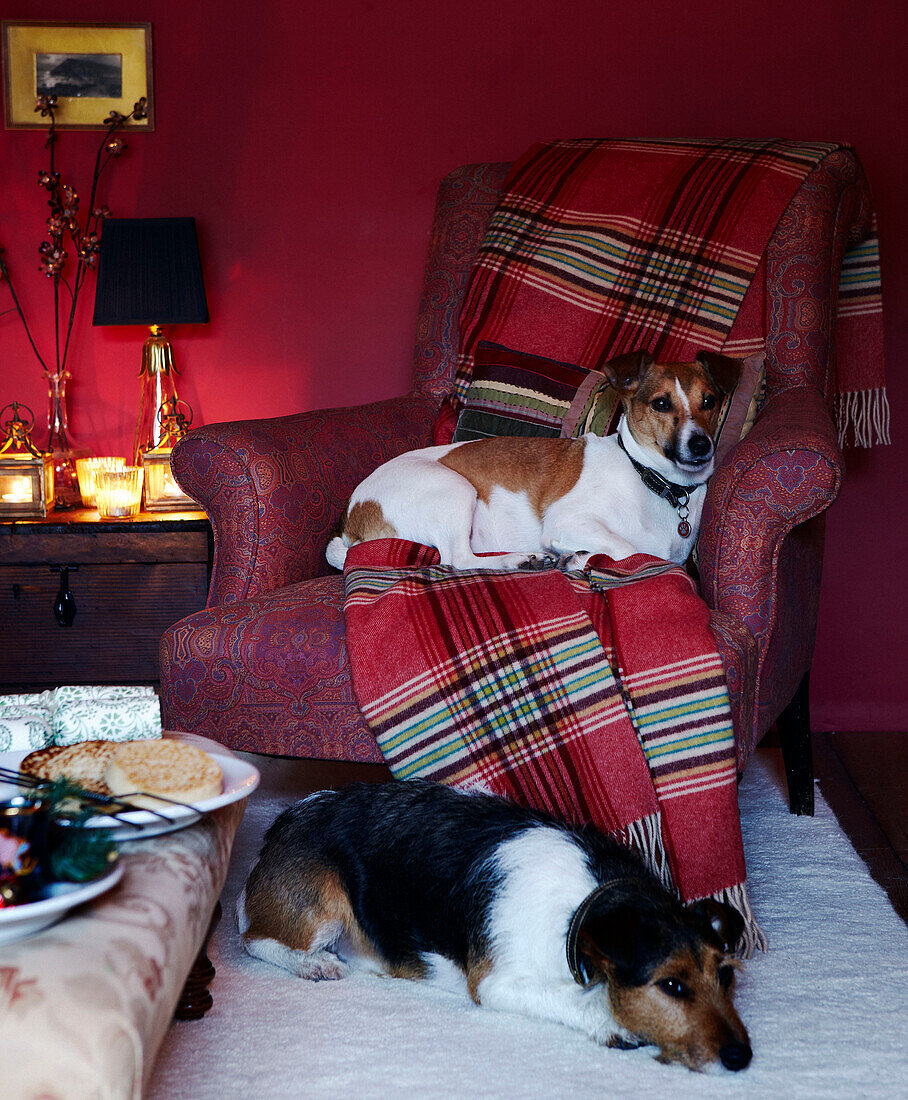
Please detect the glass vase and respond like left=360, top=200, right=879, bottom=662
left=45, top=369, right=87, bottom=509
left=133, top=326, right=180, bottom=464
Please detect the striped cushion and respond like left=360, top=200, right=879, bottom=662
left=447, top=342, right=765, bottom=460
left=452, top=342, right=619, bottom=442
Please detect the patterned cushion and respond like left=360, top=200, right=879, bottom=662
left=451, top=342, right=619, bottom=442
left=431, top=393, right=461, bottom=445
left=712, top=353, right=766, bottom=468
left=447, top=342, right=764, bottom=457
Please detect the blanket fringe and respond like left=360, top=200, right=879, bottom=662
left=619, top=816, right=767, bottom=958
left=707, top=882, right=768, bottom=958
left=836, top=387, right=891, bottom=448
left=618, top=812, right=673, bottom=891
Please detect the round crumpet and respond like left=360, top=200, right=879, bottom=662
left=105, top=739, right=222, bottom=810
left=20, top=740, right=117, bottom=795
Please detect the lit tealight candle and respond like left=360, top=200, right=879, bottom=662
left=96, top=466, right=144, bottom=519
left=1, top=476, right=32, bottom=503
left=75, top=456, right=126, bottom=508
left=162, top=470, right=184, bottom=497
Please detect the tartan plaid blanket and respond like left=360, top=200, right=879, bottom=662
left=343, top=539, right=765, bottom=954
left=456, top=138, right=887, bottom=447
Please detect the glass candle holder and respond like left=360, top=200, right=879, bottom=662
left=75, top=456, right=126, bottom=508
left=0, top=795, right=48, bottom=906
left=96, top=466, right=143, bottom=519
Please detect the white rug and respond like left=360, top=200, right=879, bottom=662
left=148, top=751, right=908, bottom=1099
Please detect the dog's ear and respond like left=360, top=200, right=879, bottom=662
left=602, top=350, right=655, bottom=395
left=695, top=351, right=744, bottom=396
left=578, top=904, right=663, bottom=982
left=686, top=899, right=744, bottom=954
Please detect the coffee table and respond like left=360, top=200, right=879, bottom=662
left=0, top=798, right=245, bottom=1098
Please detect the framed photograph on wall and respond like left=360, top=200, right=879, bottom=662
left=2, top=21, right=154, bottom=130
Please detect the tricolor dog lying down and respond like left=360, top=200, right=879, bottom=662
left=326, top=350, right=743, bottom=570
left=238, top=782, right=752, bottom=1072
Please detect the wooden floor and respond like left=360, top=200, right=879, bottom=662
left=250, top=730, right=908, bottom=926
left=813, top=730, right=908, bottom=924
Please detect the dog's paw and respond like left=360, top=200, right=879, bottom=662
left=557, top=551, right=591, bottom=572
left=517, top=554, right=559, bottom=571
left=607, top=1034, right=646, bottom=1051
left=295, top=951, right=350, bottom=981
left=517, top=551, right=594, bottom=573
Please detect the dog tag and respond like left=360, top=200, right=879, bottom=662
left=678, top=519, right=692, bottom=538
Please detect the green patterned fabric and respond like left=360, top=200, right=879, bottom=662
left=52, top=685, right=156, bottom=705
left=52, top=697, right=162, bottom=746
left=0, top=692, right=53, bottom=709
left=0, top=685, right=161, bottom=751
left=0, top=706, right=54, bottom=752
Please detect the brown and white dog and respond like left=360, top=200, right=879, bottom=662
left=326, top=350, right=743, bottom=570
left=238, top=781, right=752, bottom=1072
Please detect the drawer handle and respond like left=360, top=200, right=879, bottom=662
left=50, top=565, right=78, bottom=628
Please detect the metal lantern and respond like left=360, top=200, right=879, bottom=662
left=140, top=397, right=197, bottom=511
left=0, top=403, right=54, bottom=518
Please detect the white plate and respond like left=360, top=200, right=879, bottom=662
left=0, top=862, right=124, bottom=945
left=0, top=732, right=260, bottom=840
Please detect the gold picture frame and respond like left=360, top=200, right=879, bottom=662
left=2, top=21, right=153, bottom=130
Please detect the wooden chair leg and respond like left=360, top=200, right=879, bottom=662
left=776, top=671, right=815, bottom=816
left=174, top=901, right=221, bottom=1021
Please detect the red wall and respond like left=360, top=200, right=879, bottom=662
left=2, top=1, right=905, bottom=731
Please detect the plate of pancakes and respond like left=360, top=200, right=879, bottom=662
left=1, top=732, right=260, bottom=839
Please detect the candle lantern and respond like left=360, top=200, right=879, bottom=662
left=0, top=403, right=54, bottom=518
left=141, top=397, right=198, bottom=511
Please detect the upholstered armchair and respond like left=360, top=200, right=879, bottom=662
left=159, top=150, right=873, bottom=816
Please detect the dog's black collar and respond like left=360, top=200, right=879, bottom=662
left=616, top=434, right=700, bottom=539
left=567, top=878, right=639, bottom=986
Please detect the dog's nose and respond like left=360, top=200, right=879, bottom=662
left=688, top=433, right=713, bottom=460
left=719, top=1041, right=753, bottom=1071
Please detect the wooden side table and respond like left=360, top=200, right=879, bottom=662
left=0, top=508, right=211, bottom=690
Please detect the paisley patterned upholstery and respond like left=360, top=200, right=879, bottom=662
left=160, top=153, right=870, bottom=769
left=171, top=395, right=437, bottom=606
left=160, top=575, right=382, bottom=761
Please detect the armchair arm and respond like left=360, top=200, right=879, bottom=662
left=172, top=391, right=437, bottom=605
left=697, top=386, right=844, bottom=644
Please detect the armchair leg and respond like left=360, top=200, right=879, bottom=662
left=776, top=671, right=815, bottom=816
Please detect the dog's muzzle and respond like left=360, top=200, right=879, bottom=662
left=720, top=1040, right=753, bottom=1071
left=667, top=431, right=714, bottom=470
left=687, top=433, right=713, bottom=461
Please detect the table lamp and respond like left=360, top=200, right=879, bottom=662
left=92, top=217, right=209, bottom=465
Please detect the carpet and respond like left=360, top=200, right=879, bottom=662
left=147, top=751, right=908, bottom=1099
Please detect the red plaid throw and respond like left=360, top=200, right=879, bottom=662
left=343, top=540, right=765, bottom=954
left=456, top=139, right=887, bottom=446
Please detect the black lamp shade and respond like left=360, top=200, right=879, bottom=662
left=93, top=217, right=209, bottom=326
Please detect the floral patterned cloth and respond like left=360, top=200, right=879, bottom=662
left=0, top=706, right=54, bottom=752
left=0, top=686, right=162, bottom=751
left=52, top=698, right=162, bottom=747
left=0, top=799, right=245, bottom=1099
